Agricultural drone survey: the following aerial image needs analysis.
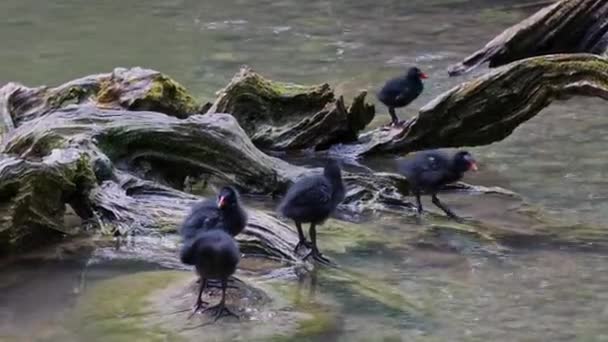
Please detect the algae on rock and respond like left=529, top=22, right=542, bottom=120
left=208, top=66, right=375, bottom=151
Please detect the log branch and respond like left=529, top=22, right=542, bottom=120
left=448, top=0, right=608, bottom=76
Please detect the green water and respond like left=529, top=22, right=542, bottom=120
left=2, top=0, right=608, bottom=341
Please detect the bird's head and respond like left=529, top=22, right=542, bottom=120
left=453, top=151, right=478, bottom=173
left=323, top=159, right=342, bottom=180
left=407, top=66, right=428, bottom=80
left=217, top=186, right=240, bottom=209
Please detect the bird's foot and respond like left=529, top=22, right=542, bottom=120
left=448, top=213, right=464, bottom=223
left=294, top=238, right=313, bottom=251
left=201, top=303, right=239, bottom=322
left=303, top=249, right=334, bottom=266
left=389, top=120, right=406, bottom=127
left=188, top=299, right=210, bottom=319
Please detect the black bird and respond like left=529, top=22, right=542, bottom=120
left=398, top=150, right=478, bottom=219
left=180, top=186, right=248, bottom=240
left=377, top=66, right=427, bottom=126
left=180, top=229, right=240, bottom=321
left=278, top=160, right=345, bottom=264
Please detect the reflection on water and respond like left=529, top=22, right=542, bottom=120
left=2, top=0, right=608, bottom=340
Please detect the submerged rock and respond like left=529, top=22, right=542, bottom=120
left=66, top=270, right=343, bottom=342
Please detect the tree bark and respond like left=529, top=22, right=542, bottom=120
left=207, top=66, right=375, bottom=151
left=337, top=54, right=608, bottom=156
left=448, top=0, right=608, bottom=76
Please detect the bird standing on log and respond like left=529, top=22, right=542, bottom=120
left=377, top=66, right=427, bottom=127
left=398, top=150, right=478, bottom=220
left=278, top=160, right=345, bottom=265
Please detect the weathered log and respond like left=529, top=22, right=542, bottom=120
left=0, top=67, right=201, bottom=134
left=0, top=152, right=96, bottom=254
left=334, top=54, right=608, bottom=156
left=448, top=0, right=608, bottom=76
left=0, top=67, right=514, bottom=255
left=207, top=66, right=375, bottom=151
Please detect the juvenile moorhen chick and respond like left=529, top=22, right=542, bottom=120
left=398, top=150, right=478, bottom=219
left=180, top=229, right=240, bottom=321
left=377, top=66, right=427, bottom=126
left=278, top=160, right=345, bottom=264
left=180, top=186, right=248, bottom=240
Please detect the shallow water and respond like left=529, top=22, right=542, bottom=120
left=2, top=0, right=608, bottom=341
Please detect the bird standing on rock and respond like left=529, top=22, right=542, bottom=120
left=179, top=186, right=247, bottom=301
left=377, top=66, right=427, bottom=127
left=180, top=229, right=240, bottom=321
left=278, top=160, right=345, bottom=264
left=180, top=186, right=248, bottom=240
left=398, top=150, right=478, bottom=220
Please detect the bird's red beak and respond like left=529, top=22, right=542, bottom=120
left=217, top=196, right=226, bottom=208
left=419, top=72, right=428, bottom=79
left=469, top=162, right=478, bottom=171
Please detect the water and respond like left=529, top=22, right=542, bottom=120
left=2, top=0, right=608, bottom=341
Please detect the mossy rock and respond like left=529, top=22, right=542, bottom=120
left=208, top=66, right=374, bottom=151
left=0, top=151, right=97, bottom=254
left=96, top=67, right=201, bottom=118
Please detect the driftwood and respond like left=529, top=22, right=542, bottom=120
left=448, top=0, right=608, bottom=76
left=207, top=66, right=374, bottom=151
left=2, top=65, right=607, bottom=256
left=332, top=54, right=608, bottom=156
left=0, top=67, right=471, bottom=255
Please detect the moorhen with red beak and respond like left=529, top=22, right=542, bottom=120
left=398, top=150, right=478, bottom=219
left=180, top=186, right=248, bottom=240
left=180, top=186, right=247, bottom=291
left=278, top=159, right=345, bottom=265
left=377, top=66, right=427, bottom=126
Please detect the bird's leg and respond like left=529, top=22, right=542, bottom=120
left=294, top=221, right=312, bottom=251
left=201, top=278, right=239, bottom=322
left=303, top=223, right=332, bottom=265
left=205, top=276, right=239, bottom=290
left=189, top=278, right=209, bottom=318
left=431, top=194, right=461, bottom=221
left=388, top=107, right=402, bottom=126
left=415, top=190, right=423, bottom=215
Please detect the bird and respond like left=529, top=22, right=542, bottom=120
left=278, top=159, right=345, bottom=264
left=180, top=229, right=240, bottom=321
left=398, top=150, right=478, bottom=219
left=179, top=186, right=247, bottom=290
left=180, top=186, right=248, bottom=240
left=377, top=66, right=427, bottom=127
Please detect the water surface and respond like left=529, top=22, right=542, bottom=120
left=1, top=0, right=608, bottom=341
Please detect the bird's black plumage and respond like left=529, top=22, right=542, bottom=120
left=180, top=229, right=240, bottom=320
left=180, top=186, right=248, bottom=241
left=377, top=66, right=427, bottom=126
left=278, top=159, right=345, bottom=264
left=398, top=150, right=478, bottom=219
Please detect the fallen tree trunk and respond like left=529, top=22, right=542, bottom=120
left=334, top=54, right=608, bottom=156
left=0, top=68, right=422, bottom=256
left=448, top=0, right=608, bottom=76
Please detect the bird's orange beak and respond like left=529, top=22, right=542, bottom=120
left=217, top=196, right=226, bottom=208
left=419, top=72, right=428, bottom=79
left=469, top=162, right=478, bottom=171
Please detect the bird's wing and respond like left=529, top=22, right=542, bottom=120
left=394, top=84, right=412, bottom=102
left=283, top=177, right=332, bottom=207
left=417, top=153, right=450, bottom=185
left=399, top=152, right=449, bottom=186
left=180, top=201, right=222, bottom=239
